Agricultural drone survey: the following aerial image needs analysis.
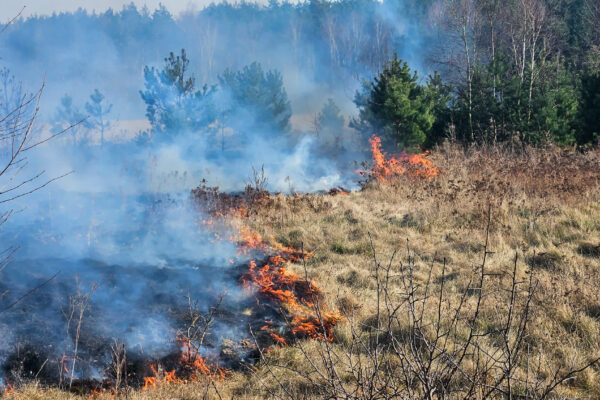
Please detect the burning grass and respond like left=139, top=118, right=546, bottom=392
left=4, top=142, right=600, bottom=398
left=360, top=135, right=440, bottom=182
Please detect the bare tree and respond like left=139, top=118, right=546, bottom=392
left=0, top=10, right=76, bottom=311
left=110, top=339, right=127, bottom=395
left=584, top=0, right=600, bottom=47
left=62, top=282, right=97, bottom=389
left=179, top=293, right=223, bottom=364
left=432, top=0, right=483, bottom=142
left=506, top=0, right=549, bottom=126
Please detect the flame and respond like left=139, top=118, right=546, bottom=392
left=366, top=135, right=439, bottom=182
left=180, top=337, right=228, bottom=380
left=142, top=376, right=156, bottom=391
left=87, top=387, right=115, bottom=399
left=238, top=227, right=341, bottom=344
left=328, top=186, right=350, bottom=196
left=291, top=313, right=341, bottom=342
left=141, top=363, right=183, bottom=391
left=140, top=337, right=228, bottom=391
left=270, top=333, right=287, bottom=345
left=2, top=384, right=14, bottom=396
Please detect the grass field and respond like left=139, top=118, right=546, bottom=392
left=7, top=143, right=600, bottom=399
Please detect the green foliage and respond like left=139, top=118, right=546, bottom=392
left=578, top=71, right=600, bottom=144
left=352, top=54, right=435, bottom=152
left=316, top=98, right=345, bottom=153
left=535, top=64, right=579, bottom=146
left=163, top=50, right=195, bottom=95
left=140, top=49, right=217, bottom=136
left=84, top=89, right=112, bottom=145
left=577, top=48, right=600, bottom=145
left=425, top=72, right=453, bottom=147
left=219, top=62, right=292, bottom=133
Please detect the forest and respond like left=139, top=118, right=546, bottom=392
left=1, top=0, right=599, bottom=151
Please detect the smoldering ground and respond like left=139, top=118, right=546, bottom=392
left=0, top=0, right=430, bottom=386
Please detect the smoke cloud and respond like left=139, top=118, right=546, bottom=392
left=0, top=0, right=431, bottom=383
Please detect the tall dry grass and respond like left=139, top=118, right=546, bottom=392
left=5, top=143, right=600, bottom=399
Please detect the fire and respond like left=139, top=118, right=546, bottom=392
left=141, top=364, right=182, bottom=391
left=270, top=333, right=287, bottom=345
left=140, top=338, right=228, bottom=392
left=366, top=135, right=439, bottom=182
left=291, top=313, right=341, bottom=342
left=87, top=387, right=115, bottom=399
left=238, top=227, right=341, bottom=345
left=328, top=186, right=350, bottom=196
left=2, top=384, right=14, bottom=396
left=180, top=337, right=228, bottom=380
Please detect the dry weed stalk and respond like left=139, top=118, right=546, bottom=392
left=110, top=339, right=127, bottom=396
left=180, top=293, right=223, bottom=361
left=61, top=281, right=97, bottom=389
left=252, top=208, right=600, bottom=399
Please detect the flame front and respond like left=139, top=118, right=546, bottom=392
left=238, top=228, right=341, bottom=343
left=366, top=135, right=439, bottom=181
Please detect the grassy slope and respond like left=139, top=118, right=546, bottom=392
left=9, top=144, right=600, bottom=399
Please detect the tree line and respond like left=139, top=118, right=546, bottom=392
left=11, top=0, right=599, bottom=151
left=355, top=0, right=600, bottom=150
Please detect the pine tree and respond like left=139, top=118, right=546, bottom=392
left=54, top=94, right=87, bottom=145
left=219, top=61, right=292, bottom=133
left=140, top=49, right=216, bottom=137
left=578, top=71, right=600, bottom=145
left=351, top=54, right=435, bottom=152
left=84, top=89, right=112, bottom=146
left=316, top=98, right=345, bottom=152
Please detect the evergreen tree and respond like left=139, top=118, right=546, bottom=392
left=84, top=89, right=112, bottom=146
left=317, top=98, right=344, bottom=133
left=219, top=62, right=292, bottom=132
left=352, top=54, right=435, bottom=151
left=578, top=71, right=600, bottom=145
left=316, top=98, right=345, bottom=152
left=534, top=63, right=578, bottom=146
left=424, top=72, right=453, bottom=147
left=54, top=94, right=87, bottom=145
left=140, top=49, right=216, bottom=136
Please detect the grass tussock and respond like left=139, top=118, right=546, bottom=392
left=7, top=143, right=600, bottom=398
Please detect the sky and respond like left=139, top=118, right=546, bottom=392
left=0, top=1, right=237, bottom=21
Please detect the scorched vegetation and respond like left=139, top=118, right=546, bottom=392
left=4, top=142, right=600, bottom=399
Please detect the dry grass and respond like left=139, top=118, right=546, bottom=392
left=6, top=143, right=600, bottom=399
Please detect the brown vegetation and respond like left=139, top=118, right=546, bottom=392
left=6, top=142, right=600, bottom=398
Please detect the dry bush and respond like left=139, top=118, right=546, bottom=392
left=250, top=211, right=599, bottom=399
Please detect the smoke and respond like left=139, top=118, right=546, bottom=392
left=0, top=0, right=433, bottom=384
left=0, top=117, right=348, bottom=382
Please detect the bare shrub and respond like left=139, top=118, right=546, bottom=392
left=0, top=9, right=76, bottom=313
left=252, top=209, right=600, bottom=399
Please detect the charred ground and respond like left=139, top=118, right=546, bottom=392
left=3, top=142, right=600, bottom=398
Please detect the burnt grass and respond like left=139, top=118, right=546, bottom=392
left=1, top=252, right=324, bottom=395
left=5, top=143, right=600, bottom=398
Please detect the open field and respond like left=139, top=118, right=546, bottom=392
left=6, top=143, right=600, bottom=399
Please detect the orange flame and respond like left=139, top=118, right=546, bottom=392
left=180, top=337, right=228, bottom=380
left=2, top=384, right=14, bottom=396
left=366, top=135, right=439, bottom=182
left=238, top=227, right=341, bottom=344
left=291, top=313, right=342, bottom=342
left=141, top=363, right=183, bottom=391
left=87, top=387, right=115, bottom=399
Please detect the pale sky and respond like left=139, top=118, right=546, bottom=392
left=1, top=1, right=233, bottom=21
